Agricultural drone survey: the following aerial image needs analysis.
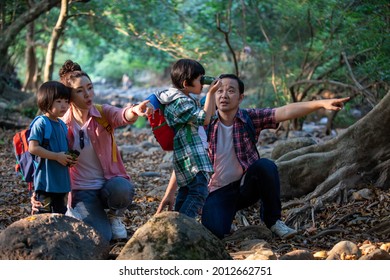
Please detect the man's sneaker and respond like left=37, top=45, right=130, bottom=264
left=109, top=216, right=127, bottom=240
left=270, top=220, right=297, bottom=239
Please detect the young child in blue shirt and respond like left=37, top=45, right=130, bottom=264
left=28, top=81, right=77, bottom=214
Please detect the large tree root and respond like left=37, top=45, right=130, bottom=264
left=275, top=92, right=390, bottom=227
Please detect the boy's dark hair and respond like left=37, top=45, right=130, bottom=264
left=218, top=74, right=245, bottom=94
left=171, top=59, right=205, bottom=89
left=36, top=81, right=70, bottom=113
left=59, top=59, right=91, bottom=88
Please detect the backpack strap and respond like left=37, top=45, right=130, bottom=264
left=30, top=115, right=52, bottom=149
left=28, top=116, right=52, bottom=193
left=58, top=118, right=68, bottom=134
left=206, top=110, right=260, bottom=156
left=94, top=104, right=118, bottom=162
left=156, top=93, right=186, bottom=135
left=58, top=118, right=69, bottom=148
left=241, top=109, right=260, bottom=157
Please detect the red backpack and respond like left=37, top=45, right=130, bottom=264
left=146, top=92, right=175, bottom=151
left=13, top=116, right=67, bottom=194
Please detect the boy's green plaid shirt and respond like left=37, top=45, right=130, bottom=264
left=164, top=95, right=213, bottom=187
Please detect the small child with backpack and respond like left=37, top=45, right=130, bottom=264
left=28, top=81, right=77, bottom=214
left=151, top=58, right=221, bottom=219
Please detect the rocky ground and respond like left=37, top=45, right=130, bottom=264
left=0, top=111, right=389, bottom=260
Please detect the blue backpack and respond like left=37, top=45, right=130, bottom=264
left=13, top=116, right=67, bottom=194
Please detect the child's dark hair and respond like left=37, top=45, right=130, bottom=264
left=171, top=59, right=205, bottom=89
left=59, top=59, right=91, bottom=88
left=37, top=81, right=70, bottom=113
left=218, top=74, right=245, bottom=94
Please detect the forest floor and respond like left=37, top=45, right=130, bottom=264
left=0, top=123, right=389, bottom=260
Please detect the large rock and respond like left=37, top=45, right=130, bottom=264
left=279, top=249, right=315, bottom=260
left=359, top=249, right=390, bottom=260
left=326, top=240, right=361, bottom=260
left=117, top=211, right=232, bottom=260
left=0, top=214, right=110, bottom=260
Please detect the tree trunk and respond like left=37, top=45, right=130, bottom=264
left=23, top=22, right=38, bottom=92
left=43, top=0, right=68, bottom=82
left=0, top=0, right=61, bottom=68
left=275, top=91, right=390, bottom=225
left=0, top=0, right=89, bottom=99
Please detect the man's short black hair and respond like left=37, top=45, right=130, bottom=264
left=218, top=74, right=245, bottom=94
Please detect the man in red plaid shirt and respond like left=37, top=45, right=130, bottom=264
left=157, top=74, right=349, bottom=239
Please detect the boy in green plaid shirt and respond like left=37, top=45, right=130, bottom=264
left=154, top=59, right=221, bottom=218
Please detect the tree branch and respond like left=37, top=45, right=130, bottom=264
left=216, top=5, right=239, bottom=77
left=341, top=51, right=377, bottom=107
left=0, top=0, right=61, bottom=61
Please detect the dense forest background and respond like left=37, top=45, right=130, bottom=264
left=0, top=0, right=389, bottom=260
left=0, top=0, right=388, bottom=121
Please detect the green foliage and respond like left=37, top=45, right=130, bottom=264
left=21, top=107, right=38, bottom=119
left=333, top=108, right=358, bottom=128
left=91, top=50, right=163, bottom=85
left=7, top=104, right=38, bottom=120
left=2, top=0, right=388, bottom=116
left=93, top=50, right=134, bottom=84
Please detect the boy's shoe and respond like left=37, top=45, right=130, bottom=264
left=270, top=220, right=297, bottom=239
left=109, top=216, right=127, bottom=240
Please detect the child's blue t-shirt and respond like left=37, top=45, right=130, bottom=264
left=28, top=117, right=71, bottom=193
